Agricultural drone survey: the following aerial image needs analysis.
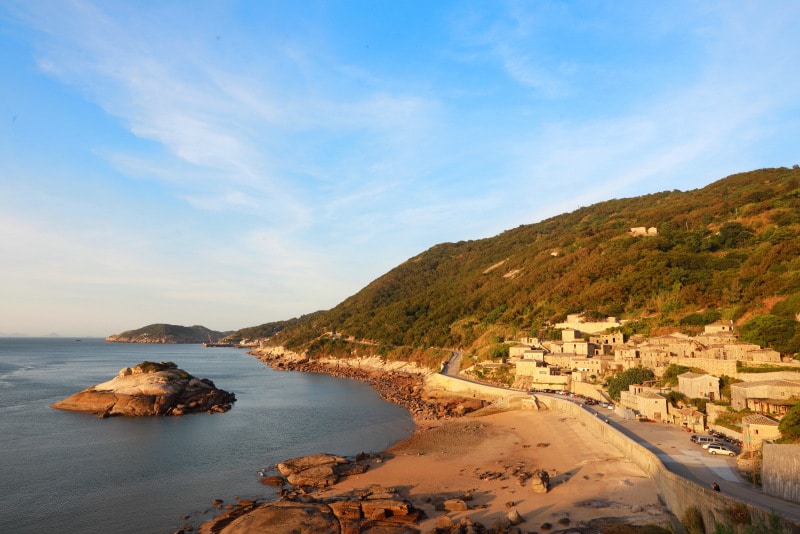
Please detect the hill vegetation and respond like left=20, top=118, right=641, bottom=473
left=105, top=324, right=232, bottom=344
left=260, top=167, right=800, bottom=365
left=221, top=311, right=325, bottom=344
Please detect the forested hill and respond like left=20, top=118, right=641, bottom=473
left=105, top=324, right=232, bottom=344
left=267, top=167, right=800, bottom=361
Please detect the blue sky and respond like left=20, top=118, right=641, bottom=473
left=1, top=1, right=799, bottom=337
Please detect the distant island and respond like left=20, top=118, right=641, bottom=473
left=51, top=361, right=236, bottom=417
left=105, top=323, right=233, bottom=344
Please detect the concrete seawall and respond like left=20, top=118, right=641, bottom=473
left=538, top=395, right=800, bottom=533
left=426, top=372, right=516, bottom=400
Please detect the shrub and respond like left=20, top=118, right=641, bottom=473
left=136, top=361, right=177, bottom=373
left=682, top=506, right=705, bottom=534
left=725, top=502, right=750, bottom=525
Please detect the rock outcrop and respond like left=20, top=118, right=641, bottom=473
left=51, top=361, right=236, bottom=417
left=197, top=486, right=423, bottom=534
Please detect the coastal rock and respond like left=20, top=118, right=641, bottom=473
left=197, top=495, right=422, bottom=534
left=276, top=453, right=370, bottom=488
left=51, top=361, right=236, bottom=417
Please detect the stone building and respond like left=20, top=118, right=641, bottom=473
left=730, top=379, right=800, bottom=412
left=677, top=372, right=720, bottom=401
left=514, top=360, right=570, bottom=390
left=619, top=384, right=668, bottom=422
left=741, top=414, right=781, bottom=452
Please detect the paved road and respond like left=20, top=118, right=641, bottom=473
left=441, top=351, right=462, bottom=376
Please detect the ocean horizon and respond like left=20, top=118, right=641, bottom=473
left=0, top=337, right=414, bottom=533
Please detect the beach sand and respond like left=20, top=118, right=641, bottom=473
left=316, top=406, right=668, bottom=531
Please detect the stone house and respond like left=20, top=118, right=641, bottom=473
left=570, top=357, right=608, bottom=378
left=668, top=406, right=706, bottom=432
left=677, top=372, right=720, bottom=401
left=546, top=340, right=596, bottom=356
left=704, top=322, right=734, bottom=335
left=741, top=414, right=781, bottom=452
left=730, top=379, right=800, bottom=412
left=514, top=360, right=571, bottom=390
left=701, top=342, right=781, bottom=362
left=619, top=385, right=668, bottom=422
left=615, top=347, right=640, bottom=368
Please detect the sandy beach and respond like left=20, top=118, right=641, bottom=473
left=314, top=405, right=668, bottom=531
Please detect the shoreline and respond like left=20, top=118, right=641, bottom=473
left=194, top=350, right=668, bottom=533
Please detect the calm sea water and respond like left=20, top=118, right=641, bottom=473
left=0, top=338, right=414, bottom=533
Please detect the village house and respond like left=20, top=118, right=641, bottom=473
left=588, top=333, right=626, bottom=356
left=667, top=406, right=706, bottom=433
left=514, top=359, right=570, bottom=390
left=730, top=379, right=800, bottom=413
left=570, top=357, right=609, bottom=380
left=741, top=414, right=781, bottom=452
left=646, top=334, right=701, bottom=357
left=619, top=384, right=668, bottom=422
left=677, top=372, right=720, bottom=401
left=704, top=322, right=735, bottom=335
left=638, top=346, right=674, bottom=374
left=508, top=344, right=533, bottom=360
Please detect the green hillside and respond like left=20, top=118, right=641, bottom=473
left=267, top=167, right=800, bottom=364
left=222, top=311, right=325, bottom=344
left=106, top=324, right=233, bottom=344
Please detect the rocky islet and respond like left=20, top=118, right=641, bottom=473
left=51, top=361, right=236, bottom=417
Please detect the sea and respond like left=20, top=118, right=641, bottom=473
left=0, top=337, right=415, bottom=533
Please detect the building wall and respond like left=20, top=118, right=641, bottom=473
left=674, top=357, right=738, bottom=377
left=731, top=381, right=800, bottom=411
left=678, top=374, right=720, bottom=400
left=763, top=444, right=800, bottom=504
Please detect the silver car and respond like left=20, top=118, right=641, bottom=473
left=706, top=443, right=735, bottom=456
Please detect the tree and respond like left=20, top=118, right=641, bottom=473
left=607, top=368, right=655, bottom=401
left=778, top=403, right=800, bottom=442
left=661, top=364, right=690, bottom=386
left=740, top=314, right=800, bottom=355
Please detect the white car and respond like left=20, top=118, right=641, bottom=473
left=701, top=440, right=722, bottom=449
left=706, top=443, right=735, bottom=456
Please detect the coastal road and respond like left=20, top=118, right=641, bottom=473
left=576, top=399, right=800, bottom=522
left=441, top=351, right=462, bottom=377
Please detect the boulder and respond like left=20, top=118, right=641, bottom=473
left=443, top=499, right=469, bottom=512
left=276, top=453, right=347, bottom=475
left=530, top=470, right=550, bottom=493
left=276, top=453, right=367, bottom=488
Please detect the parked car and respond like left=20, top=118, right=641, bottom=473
left=691, top=435, right=719, bottom=446
left=701, top=440, right=723, bottom=449
left=706, top=443, right=735, bottom=456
